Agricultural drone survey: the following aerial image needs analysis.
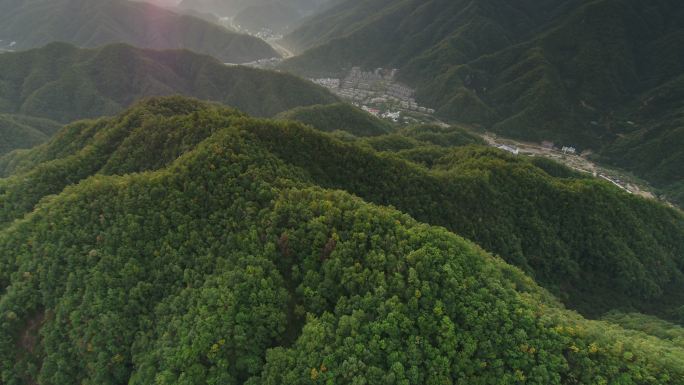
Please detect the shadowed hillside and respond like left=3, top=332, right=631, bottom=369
left=0, top=43, right=337, bottom=124
left=0, top=114, right=61, bottom=155
left=0, top=0, right=278, bottom=63
left=281, top=0, right=684, bottom=205
left=276, top=103, right=392, bottom=136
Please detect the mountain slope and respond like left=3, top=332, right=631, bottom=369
left=0, top=43, right=337, bottom=124
left=2, top=96, right=682, bottom=324
left=597, top=73, right=684, bottom=205
left=245, top=121, right=684, bottom=319
left=0, top=0, right=278, bottom=63
left=276, top=103, right=392, bottom=137
left=1, top=96, right=683, bottom=384
left=283, top=0, right=684, bottom=145
left=0, top=114, right=61, bottom=155
left=282, top=0, right=684, bottom=203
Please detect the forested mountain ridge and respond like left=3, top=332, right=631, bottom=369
left=0, top=0, right=278, bottom=63
left=0, top=42, right=337, bottom=126
left=245, top=119, right=684, bottom=321
left=0, top=114, right=61, bottom=155
left=1, top=96, right=683, bottom=384
left=2, top=96, right=683, bottom=321
left=276, top=103, right=393, bottom=137
left=281, top=0, right=684, bottom=206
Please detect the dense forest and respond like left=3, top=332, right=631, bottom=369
left=0, top=0, right=681, bottom=383
left=0, top=42, right=337, bottom=154
left=1, top=96, right=683, bottom=384
left=281, top=0, right=684, bottom=206
left=276, top=103, right=392, bottom=137
left=244, top=117, right=684, bottom=320
left=0, top=0, right=278, bottom=63
left=2, top=96, right=682, bottom=320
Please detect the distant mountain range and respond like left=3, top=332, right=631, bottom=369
left=0, top=0, right=278, bottom=63
left=233, top=2, right=303, bottom=34
left=0, top=42, right=337, bottom=154
left=281, top=0, right=684, bottom=205
left=179, top=0, right=331, bottom=17
left=180, top=0, right=336, bottom=33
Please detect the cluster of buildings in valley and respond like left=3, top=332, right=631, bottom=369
left=488, top=136, right=657, bottom=198
left=311, top=67, right=436, bottom=123
left=490, top=138, right=582, bottom=160
left=235, top=63, right=436, bottom=124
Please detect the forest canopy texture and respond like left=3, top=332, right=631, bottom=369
left=0, top=97, right=683, bottom=384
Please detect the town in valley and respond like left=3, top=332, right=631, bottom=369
left=311, top=67, right=437, bottom=125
